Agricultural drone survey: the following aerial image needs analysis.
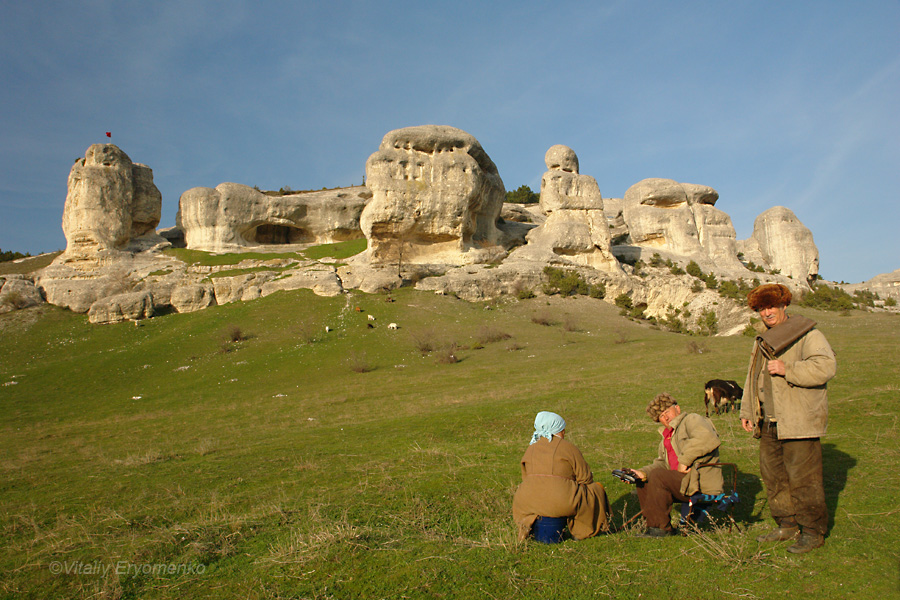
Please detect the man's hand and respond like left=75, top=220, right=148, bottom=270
left=676, top=463, right=690, bottom=474
left=741, top=418, right=754, bottom=432
left=767, top=359, right=786, bottom=376
left=631, top=469, right=647, bottom=481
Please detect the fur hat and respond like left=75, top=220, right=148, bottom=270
left=646, top=392, right=678, bottom=422
left=747, top=283, right=792, bottom=311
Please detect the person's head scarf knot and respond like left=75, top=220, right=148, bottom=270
left=530, top=411, right=566, bottom=445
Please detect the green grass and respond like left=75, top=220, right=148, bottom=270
left=161, top=248, right=306, bottom=266
left=1, top=291, right=898, bottom=599
left=0, top=251, right=62, bottom=275
left=300, top=238, right=367, bottom=261
left=162, top=239, right=366, bottom=269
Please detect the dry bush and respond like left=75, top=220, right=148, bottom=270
left=614, top=330, right=630, bottom=344
left=686, top=341, right=709, bottom=355
left=296, top=320, right=320, bottom=344
left=476, top=326, right=512, bottom=345
left=346, top=351, right=375, bottom=373
left=410, top=328, right=439, bottom=355
left=225, top=324, right=247, bottom=343
left=0, top=290, right=29, bottom=310
left=435, top=344, right=460, bottom=364
left=562, top=314, right=581, bottom=332
left=531, top=311, right=554, bottom=326
left=683, top=520, right=775, bottom=572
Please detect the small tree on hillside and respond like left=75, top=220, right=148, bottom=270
left=378, top=232, right=416, bottom=278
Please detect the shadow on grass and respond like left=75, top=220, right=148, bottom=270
left=607, top=486, right=642, bottom=532
left=732, top=466, right=764, bottom=525
left=822, top=443, right=856, bottom=535
left=605, top=465, right=765, bottom=531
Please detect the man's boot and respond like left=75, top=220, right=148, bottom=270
left=787, top=530, right=824, bottom=554
left=756, top=521, right=800, bottom=543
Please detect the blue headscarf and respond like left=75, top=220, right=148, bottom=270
left=530, top=411, right=566, bottom=445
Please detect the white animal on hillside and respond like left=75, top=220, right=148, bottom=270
left=368, top=314, right=376, bottom=321
left=388, top=323, right=399, bottom=330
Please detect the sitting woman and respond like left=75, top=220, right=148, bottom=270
left=513, top=411, right=610, bottom=541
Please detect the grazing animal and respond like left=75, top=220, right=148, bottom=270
left=388, top=323, right=398, bottom=330
left=367, top=323, right=374, bottom=329
left=355, top=306, right=363, bottom=312
left=704, top=379, right=744, bottom=416
left=368, top=314, right=376, bottom=321
left=325, top=326, right=332, bottom=333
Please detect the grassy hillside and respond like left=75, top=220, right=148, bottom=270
left=1, top=288, right=897, bottom=599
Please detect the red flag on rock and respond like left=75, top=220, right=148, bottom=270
left=106, top=132, right=112, bottom=138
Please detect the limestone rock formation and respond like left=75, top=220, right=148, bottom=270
left=840, top=269, right=900, bottom=305
left=177, top=184, right=370, bottom=252
left=414, top=262, right=546, bottom=302
left=509, top=145, right=620, bottom=273
left=539, top=145, right=603, bottom=212
left=38, top=252, right=180, bottom=314
left=0, top=276, right=43, bottom=313
left=27, top=132, right=844, bottom=335
left=170, top=284, right=216, bottom=314
left=620, top=178, right=744, bottom=273
left=87, top=291, right=154, bottom=324
left=361, top=125, right=507, bottom=267
left=737, top=206, right=819, bottom=284
left=61, top=144, right=166, bottom=264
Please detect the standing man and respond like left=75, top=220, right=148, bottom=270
left=740, top=283, right=836, bottom=554
left=630, top=393, right=723, bottom=538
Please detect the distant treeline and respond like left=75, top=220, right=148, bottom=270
left=505, top=185, right=539, bottom=204
left=0, top=248, right=31, bottom=263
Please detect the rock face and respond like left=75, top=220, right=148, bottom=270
left=361, top=125, right=507, bottom=266
left=88, top=291, right=154, bottom=324
left=840, top=269, right=900, bottom=304
left=620, top=178, right=744, bottom=273
left=61, top=144, right=165, bottom=264
left=539, top=145, right=603, bottom=212
left=0, top=276, right=43, bottom=313
left=170, top=283, right=216, bottom=314
left=737, top=206, right=819, bottom=284
left=508, top=145, right=620, bottom=273
left=511, top=144, right=621, bottom=273
left=25, top=133, right=846, bottom=334
left=177, top=184, right=371, bottom=252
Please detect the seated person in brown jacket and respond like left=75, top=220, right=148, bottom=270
left=513, top=411, right=610, bottom=541
left=629, top=393, right=723, bottom=538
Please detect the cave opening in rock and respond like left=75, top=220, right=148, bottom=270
left=250, top=224, right=313, bottom=245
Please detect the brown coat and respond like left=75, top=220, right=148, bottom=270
left=512, top=436, right=609, bottom=540
left=740, top=325, right=836, bottom=439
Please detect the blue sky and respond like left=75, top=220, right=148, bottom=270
left=1, top=0, right=897, bottom=283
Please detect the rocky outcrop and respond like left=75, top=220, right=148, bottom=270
left=619, top=178, right=744, bottom=274
left=23, top=133, right=848, bottom=334
left=839, top=269, right=900, bottom=305
left=88, top=290, right=154, bottom=324
left=0, top=276, right=43, bottom=313
left=360, top=125, right=508, bottom=267
left=737, top=206, right=819, bottom=285
left=177, top=184, right=370, bottom=252
left=170, top=283, right=216, bottom=314
left=539, top=145, right=603, bottom=212
left=507, top=145, right=621, bottom=273
left=61, top=144, right=167, bottom=266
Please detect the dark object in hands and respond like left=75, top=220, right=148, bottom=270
left=612, top=469, right=640, bottom=484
